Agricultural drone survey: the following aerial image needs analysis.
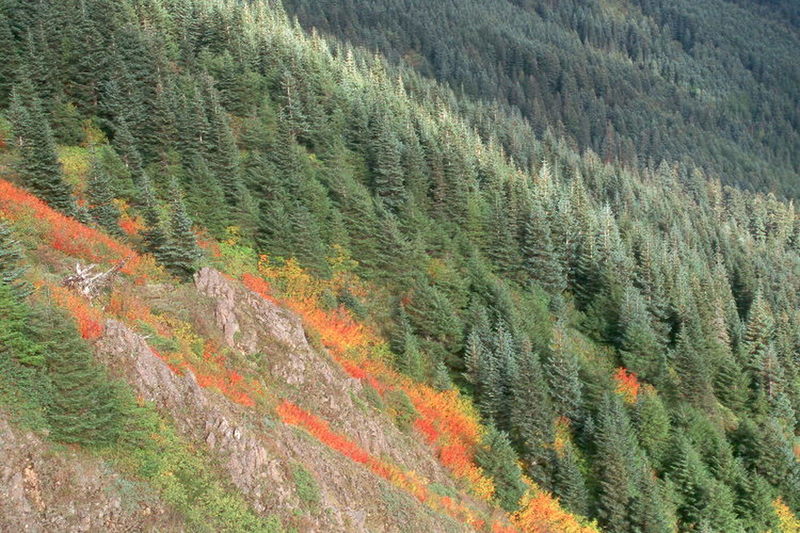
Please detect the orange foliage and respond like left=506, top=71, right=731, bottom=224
left=106, top=288, right=169, bottom=335
left=277, top=400, right=370, bottom=464
left=195, top=371, right=255, bottom=407
left=613, top=367, right=641, bottom=404
left=48, top=284, right=104, bottom=339
left=0, top=179, right=148, bottom=277
left=242, top=272, right=277, bottom=303
left=198, top=238, right=222, bottom=258
left=492, top=522, right=520, bottom=533
left=414, top=417, right=440, bottom=444
left=118, top=214, right=144, bottom=236
left=276, top=400, right=485, bottom=526
left=340, top=359, right=386, bottom=394
left=513, top=490, right=599, bottom=533
left=244, top=259, right=496, bottom=500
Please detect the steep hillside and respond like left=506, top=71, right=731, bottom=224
left=0, top=0, right=799, bottom=532
left=0, top=178, right=560, bottom=531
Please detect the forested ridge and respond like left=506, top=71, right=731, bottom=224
left=0, top=0, right=799, bottom=531
left=283, top=0, right=800, bottom=197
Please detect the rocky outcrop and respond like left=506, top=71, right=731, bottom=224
left=95, top=317, right=467, bottom=532
left=194, top=268, right=456, bottom=487
left=0, top=413, right=182, bottom=533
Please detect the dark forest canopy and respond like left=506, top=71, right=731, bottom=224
left=283, top=0, right=800, bottom=198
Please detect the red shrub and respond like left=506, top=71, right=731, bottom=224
left=0, top=179, right=144, bottom=276
left=613, top=367, right=641, bottom=403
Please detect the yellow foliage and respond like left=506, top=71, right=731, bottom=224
left=57, top=146, right=90, bottom=189
left=775, top=499, right=800, bottom=533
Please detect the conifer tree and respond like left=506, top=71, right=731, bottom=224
left=618, top=286, right=664, bottom=382
left=0, top=14, right=18, bottom=107
left=520, top=202, right=565, bottom=294
left=553, top=441, right=589, bottom=517
left=594, top=394, right=635, bottom=533
left=137, top=174, right=169, bottom=263
left=9, top=76, right=76, bottom=215
left=545, top=324, right=582, bottom=421
left=633, top=389, right=671, bottom=468
left=714, top=353, right=749, bottom=412
left=668, top=436, right=713, bottom=529
left=700, top=481, right=744, bottom=533
left=161, top=187, right=201, bottom=279
left=39, top=307, right=123, bottom=446
left=628, top=462, right=673, bottom=533
left=86, top=156, right=122, bottom=235
left=475, top=427, right=527, bottom=512
left=672, top=324, right=714, bottom=408
left=510, top=343, right=555, bottom=486
left=742, top=291, right=774, bottom=375
left=369, top=108, right=407, bottom=212
left=0, top=222, right=30, bottom=298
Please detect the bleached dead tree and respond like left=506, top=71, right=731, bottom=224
left=61, top=256, right=131, bottom=299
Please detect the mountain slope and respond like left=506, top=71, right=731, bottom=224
left=283, top=0, right=800, bottom=196
left=0, top=0, right=798, bottom=532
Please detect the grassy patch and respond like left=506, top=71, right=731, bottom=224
left=292, top=463, right=320, bottom=506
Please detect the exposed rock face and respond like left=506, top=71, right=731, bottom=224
left=194, top=268, right=455, bottom=486
left=0, top=413, right=182, bottom=533
left=95, top=316, right=468, bottom=532
left=2, top=267, right=480, bottom=532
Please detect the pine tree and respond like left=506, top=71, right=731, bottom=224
left=633, top=389, right=671, bottom=468
left=204, top=83, right=245, bottom=206
left=0, top=14, right=18, bottom=107
left=667, top=436, right=711, bottom=530
left=432, top=360, right=453, bottom=390
left=520, top=201, right=565, bottom=294
left=369, top=108, right=407, bottom=212
left=553, top=441, right=589, bottom=517
left=9, top=76, right=76, bottom=215
left=618, top=286, right=664, bottom=382
left=0, top=222, right=30, bottom=298
left=672, top=323, right=714, bottom=408
left=510, top=342, right=555, bottom=486
left=161, top=188, right=201, bottom=279
left=545, top=324, right=582, bottom=421
left=39, top=307, right=123, bottom=446
left=86, top=156, right=122, bottom=235
left=397, top=330, right=425, bottom=381
left=475, top=427, right=527, bottom=512
left=137, top=174, right=169, bottom=263
left=112, top=118, right=145, bottom=183
left=714, top=353, right=749, bottom=412
left=742, top=291, right=774, bottom=375
left=700, top=481, right=744, bottom=533
left=628, top=462, right=674, bottom=533
left=594, top=394, right=634, bottom=533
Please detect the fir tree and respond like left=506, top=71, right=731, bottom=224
left=368, top=108, right=407, bottom=212
left=520, top=202, right=565, bottom=294
left=475, top=427, right=527, bottom=512
left=9, top=75, right=76, bottom=215
left=553, top=441, right=589, bottom=517
left=39, top=307, right=124, bottom=446
left=161, top=188, right=200, bottom=279
left=86, top=156, right=122, bottom=235
left=545, top=324, right=583, bottom=421
left=510, top=342, right=555, bottom=486
left=0, top=222, right=30, bottom=298
left=0, top=14, right=18, bottom=107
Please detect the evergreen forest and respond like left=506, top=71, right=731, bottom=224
left=0, top=0, right=798, bottom=531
